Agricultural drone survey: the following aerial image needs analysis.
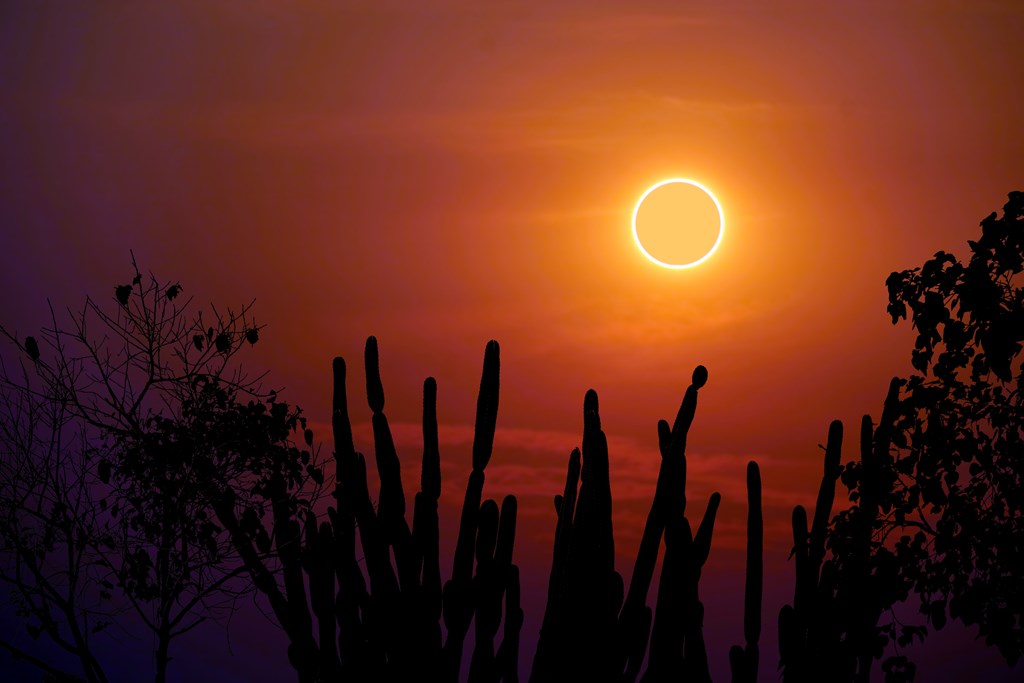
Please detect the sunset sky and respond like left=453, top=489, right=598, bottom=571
left=1, top=2, right=1022, bottom=680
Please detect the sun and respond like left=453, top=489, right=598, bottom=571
left=632, top=178, right=724, bottom=269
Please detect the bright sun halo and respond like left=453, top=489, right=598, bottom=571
left=632, top=178, right=724, bottom=269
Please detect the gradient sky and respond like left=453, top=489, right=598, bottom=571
left=1, top=2, right=1022, bottom=681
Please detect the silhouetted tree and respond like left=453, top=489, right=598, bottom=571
left=831, top=191, right=1024, bottom=680
left=0, top=261, right=321, bottom=683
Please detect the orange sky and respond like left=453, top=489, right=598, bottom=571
left=2, top=2, right=1022, bottom=680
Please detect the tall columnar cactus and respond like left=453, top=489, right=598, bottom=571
left=497, top=563, right=524, bottom=683
left=642, top=481, right=720, bottom=683
left=570, top=389, right=624, bottom=681
left=779, top=378, right=903, bottom=683
left=215, top=339, right=923, bottom=683
left=532, top=365, right=721, bottom=683
left=529, top=449, right=581, bottom=683
left=730, top=461, right=763, bottom=683
left=330, top=355, right=386, bottom=676
left=778, top=420, right=844, bottom=683
left=442, top=339, right=516, bottom=683
left=846, top=378, right=901, bottom=683
left=364, top=337, right=414, bottom=578
left=302, top=511, right=341, bottom=679
left=410, top=377, right=443, bottom=672
left=530, top=389, right=624, bottom=683
left=469, top=494, right=519, bottom=683
left=326, top=504, right=371, bottom=679
left=621, top=365, right=717, bottom=683
left=213, top=337, right=517, bottom=682
left=362, top=336, right=422, bottom=676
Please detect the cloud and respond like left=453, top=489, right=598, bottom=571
left=61, top=76, right=797, bottom=159
left=308, top=413, right=816, bottom=534
left=654, top=94, right=781, bottom=117
left=304, top=409, right=839, bottom=557
left=558, top=10, right=714, bottom=38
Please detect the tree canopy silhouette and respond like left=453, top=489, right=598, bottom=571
left=831, top=191, right=1024, bottom=677
left=0, top=260, right=324, bottom=683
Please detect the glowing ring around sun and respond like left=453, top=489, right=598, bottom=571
left=632, top=178, right=725, bottom=269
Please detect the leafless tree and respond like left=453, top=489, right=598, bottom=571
left=0, top=259, right=324, bottom=683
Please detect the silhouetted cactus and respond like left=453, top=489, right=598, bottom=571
left=469, top=495, right=519, bottom=683
left=778, top=420, right=844, bottom=683
left=532, top=365, right=726, bottom=683
left=779, top=378, right=904, bottom=683
left=529, top=448, right=580, bottom=683
left=841, top=378, right=903, bottom=683
left=212, top=337, right=519, bottom=683
left=627, top=366, right=718, bottom=683
left=643, top=482, right=719, bottom=683
left=729, top=461, right=762, bottom=683
left=216, top=337, right=921, bottom=683
left=274, top=473, right=319, bottom=679
left=497, top=563, right=524, bottom=683
left=304, top=512, right=340, bottom=679
left=531, top=389, right=624, bottom=683
left=443, top=339, right=513, bottom=683
left=410, top=377, right=443, bottom=673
